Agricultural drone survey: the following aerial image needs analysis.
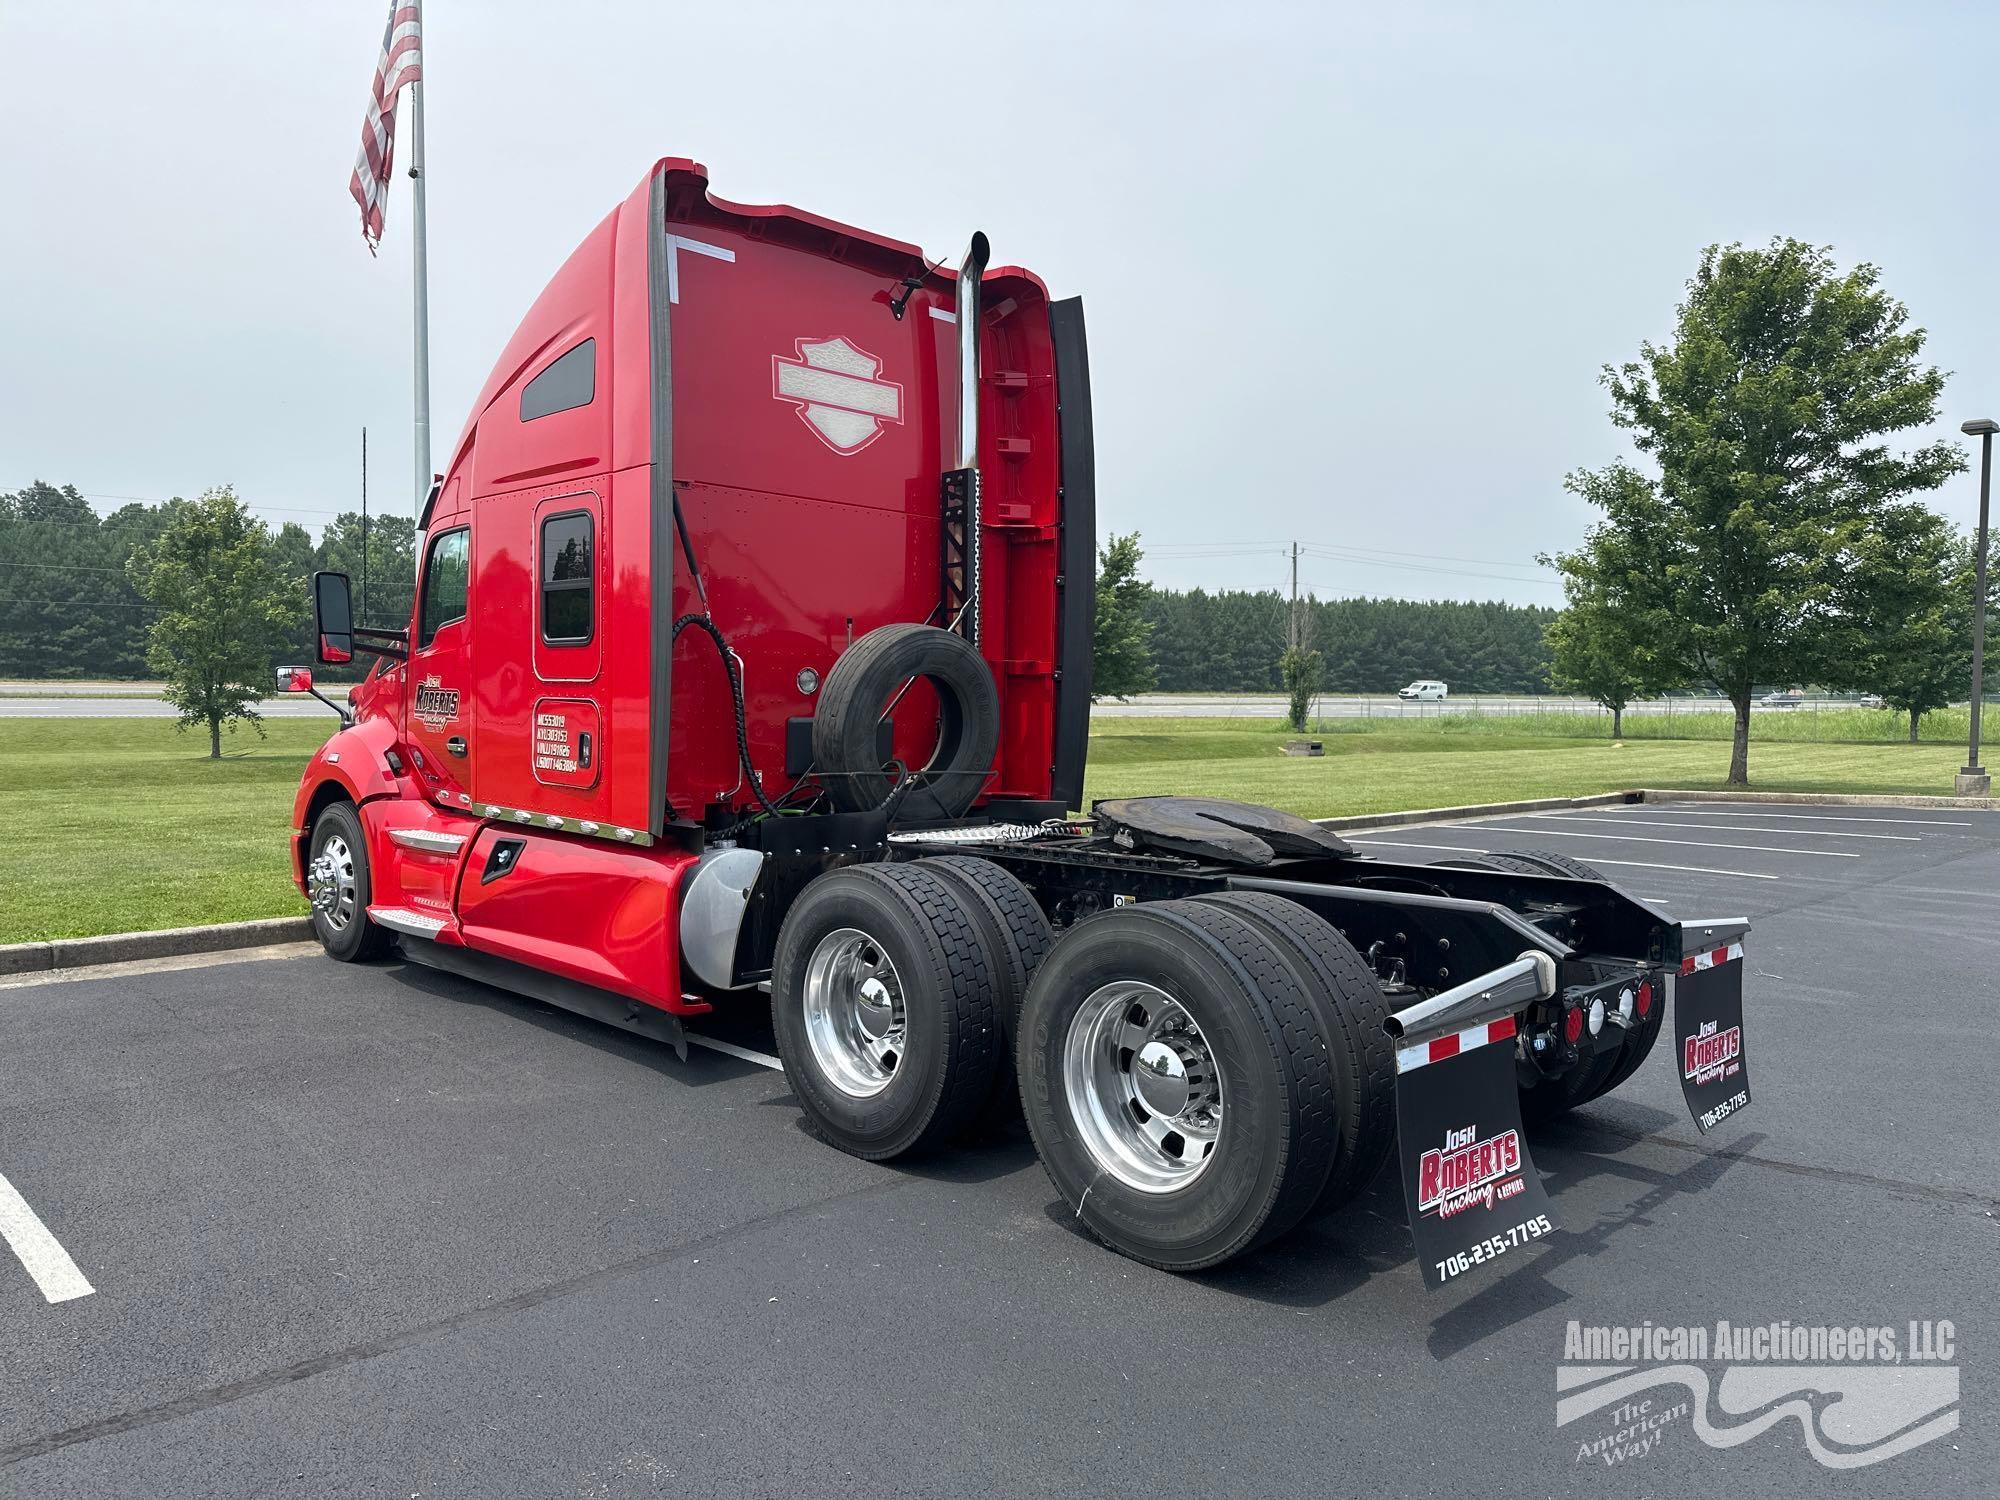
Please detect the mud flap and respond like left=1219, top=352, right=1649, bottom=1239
left=1395, top=1017, right=1559, bottom=1290
left=1675, top=939, right=1751, bottom=1132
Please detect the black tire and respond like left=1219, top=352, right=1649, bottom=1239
left=915, top=856, right=1053, bottom=1124
left=306, top=801, right=390, bottom=962
left=1190, top=892, right=1395, bottom=1212
left=1430, top=852, right=1565, bottom=878
left=770, top=863, right=1001, bottom=1160
left=813, top=623, right=999, bottom=822
left=1459, top=849, right=1626, bottom=1116
left=1017, top=900, right=1337, bottom=1271
left=1490, top=849, right=1606, bottom=882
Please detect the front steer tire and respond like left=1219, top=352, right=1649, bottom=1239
left=771, top=863, right=1002, bottom=1161
left=307, top=801, right=390, bottom=963
left=1017, top=900, right=1337, bottom=1271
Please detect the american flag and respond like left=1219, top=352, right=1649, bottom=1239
left=349, top=2, right=424, bottom=252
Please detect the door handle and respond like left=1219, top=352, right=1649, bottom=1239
left=446, top=736, right=468, bottom=758
left=579, top=731, right=592, bottom=769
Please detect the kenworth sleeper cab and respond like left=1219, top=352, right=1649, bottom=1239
left=287, top=158, right=1752, bottom=1282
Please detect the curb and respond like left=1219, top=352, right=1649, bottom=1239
left=0, top=917, right=314, bottom=977
left=1632, top=788, right=2000, bottom=812
left=1314, top=791, right=1638, bottom=833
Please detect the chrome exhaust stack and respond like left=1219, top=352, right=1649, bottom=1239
left=945, top=232, right=989, bottom=645
left=955, top=232, right=989, bottom=470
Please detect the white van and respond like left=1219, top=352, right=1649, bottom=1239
left=1398, top=680, right=1448, bottom=702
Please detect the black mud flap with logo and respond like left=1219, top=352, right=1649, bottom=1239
left=1395, top=1014, right=1559, bottom=1291
left=1674, top=923, right=1752, bottom=1133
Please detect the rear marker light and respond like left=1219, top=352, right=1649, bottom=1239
left=1635, top=979, right=1654, bottom=1018
left=1587, top=998, right=1606, bottom=1036
left=1563, top=1005, right=1584, bottom=1045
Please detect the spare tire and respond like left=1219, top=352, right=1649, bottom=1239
left=813, top=623, right=999, bottom=822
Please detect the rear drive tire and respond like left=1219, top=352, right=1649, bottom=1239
left=915, top=855, right=1052, bottom=1125
left=307, top=801, right=389, bottom=962
left=812, top=623, right=1000, bottom=823
left=771, top=863, right=1001, bottom=1160
left=1489, top=849, right=1607, bottom=882
left=1017, top=900, right=1337, bottom=1271
left=1190, top=892, right=1396, bottom=1213
left=1435, top=850, right=1626, bottom=1118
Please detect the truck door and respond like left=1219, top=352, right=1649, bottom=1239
left=407, top=522, right=474, bottom=803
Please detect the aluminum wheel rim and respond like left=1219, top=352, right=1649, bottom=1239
left=801, top=927, right=907, bottom=1099
left=1063, top=980, right=1223, bottom=1193
left=308, top=833, right=358, bottom=933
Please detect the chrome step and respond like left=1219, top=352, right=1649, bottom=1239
left=369, top=906, right=450, bottom=939
left=388, top=827, right=469, bottom=855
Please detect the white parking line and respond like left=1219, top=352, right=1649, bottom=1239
left=1470, top=825, right=1860, bottom=858
left=1638, top=808, right=1973, bottom=828
left=1349, top=838, right=1779, bottom=879
left=1529, top=813, right=1918, bottom=841
left=0, top=1171, right=93, bottom=1304
left=687, top=1034, right=785, bottom=1071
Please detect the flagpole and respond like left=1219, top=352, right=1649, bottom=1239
left=408, top=64, right=432, bottom=519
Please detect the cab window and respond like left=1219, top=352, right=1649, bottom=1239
left=419, top=527, right=469, bottom=647
left=540, top=511, right=593, bottom=644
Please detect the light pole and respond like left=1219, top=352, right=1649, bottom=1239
left=1959, top=418, right=1996, bottom=797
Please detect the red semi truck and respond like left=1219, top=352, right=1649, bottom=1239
left=286, top=157, right=1753, bottom=1282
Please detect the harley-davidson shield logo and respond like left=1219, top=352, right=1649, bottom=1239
left=772, top=335, right=903, bottom=454
left=414, top=674, right=460, bottom=731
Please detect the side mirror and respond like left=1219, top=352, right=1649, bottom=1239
left=276, top=666, right=314, bottom=693
left=312, top=571, right=354, bottom=664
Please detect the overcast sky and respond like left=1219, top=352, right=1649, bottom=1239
left=2, top=1, right=1993, bottom=605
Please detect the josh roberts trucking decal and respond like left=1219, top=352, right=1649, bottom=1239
left=414, top=675, right=460, bottom=732
left=772, top=335, right=904, bottom=454
left=1395, top=1015, right=1558, bottom=1289
left=1674, top=941, right=1753, bottom=1133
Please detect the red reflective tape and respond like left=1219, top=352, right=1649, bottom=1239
left=1681, top=955, right=1697, bottom=976
left=1489, top=1014, right=1516, bottom=1044
left=1428, top=1033, right=1461, bottom=1064
left=1711, top=945, right=1730, bottom=967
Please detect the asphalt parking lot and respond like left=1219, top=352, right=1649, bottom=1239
left=2, top=800, right=1994, bottom=1496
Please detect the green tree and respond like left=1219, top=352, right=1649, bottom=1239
left=1840, top=511, right=1984, bottom=742
left=128, top=487, right=293, bottom=758
left=1543, top=570, right=1680, bottom=737
left=1093, top=531, right=1156, bottom=700
left=1556, top=239, right=1964, bottom=785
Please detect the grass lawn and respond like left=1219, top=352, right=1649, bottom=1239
left=0, top=718, right=335, bottom=944
left=1082, top=717, right=1970, bottom=818
left=0, top=714, right=1973, bottom=945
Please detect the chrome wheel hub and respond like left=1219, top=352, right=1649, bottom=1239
left=308, top=834, right=358, bottom=933
left=1063, top=981, right=1223, bottom=1193
left=801, top=928, right=907, bottom=1099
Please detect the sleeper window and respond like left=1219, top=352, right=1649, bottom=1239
left=520, top=340, right=595, bottom=421
left=541, top=511, right=593, bottom=645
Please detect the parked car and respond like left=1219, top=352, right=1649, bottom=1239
left=1858, top=694, right=1886, bottom=709
left=1398, top=679, right=1449, bottom=702
left=1759, top=689, right=1804, bottom=708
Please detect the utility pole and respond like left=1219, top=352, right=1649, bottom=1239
left=1289, top=540, right=1300, bottom=651
left=1959, top=418, right=1996, bottom=796
left=360, top=427, right=370, bottom=628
